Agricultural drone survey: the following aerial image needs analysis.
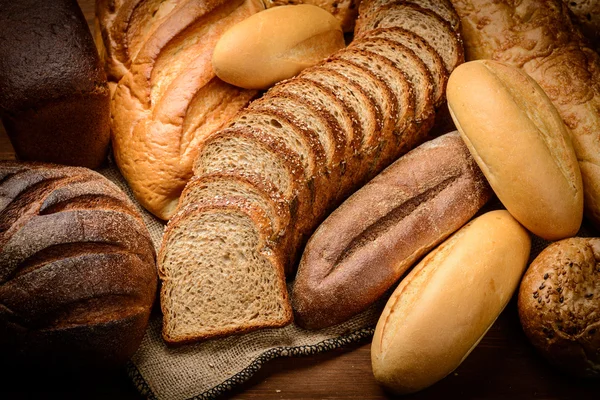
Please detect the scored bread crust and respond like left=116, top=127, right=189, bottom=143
left=0, top=162, right=157, bottom=367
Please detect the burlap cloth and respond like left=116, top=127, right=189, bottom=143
left=98, top=161, right=594, bottom=400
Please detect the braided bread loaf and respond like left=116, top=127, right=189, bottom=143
left=159, top=0, right=464, bottom=343
left=0, top=162, right=156, bottom=367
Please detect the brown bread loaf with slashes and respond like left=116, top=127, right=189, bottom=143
left=0, top=162, right=157, bottom=368
left=292, top=132, right=492, bottom=329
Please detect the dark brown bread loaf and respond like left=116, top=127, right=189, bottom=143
left=0, top=0, right=110, bottom=168
left=292, top=132, right=492, bottom=329
left=518, top=237, right=600, bottom=378
left=0, top=162, right=157, bottom=368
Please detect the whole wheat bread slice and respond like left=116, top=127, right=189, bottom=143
left=358, top=0, right=461, bottom=32
left=350, top=37, right=435, bottom=132
left=332, top=49, right=418, bottom=170
left=355, top=3, right=464, bottom=74
left=228, top=109, right=329, bottom=218
left=159, top=199, right=292, bottom=344
left=362, top=27, right=448, bottom=108
left=266, top=78, right=360, bottom=201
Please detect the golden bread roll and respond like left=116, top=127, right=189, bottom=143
left=372, top=210, right=531, bottom=394
left=447, top=60, right=583, bottom=240
left=213, top=5, right=345, bottom=89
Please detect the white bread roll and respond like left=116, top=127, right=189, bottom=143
left=446, top=60, right=583, bottom=241
left=212, top=4, right=345, bottom=89
left=371, top=210, right=531, bottom=394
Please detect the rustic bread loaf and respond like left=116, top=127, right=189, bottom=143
left=372, top=210, right=531, bottom=394
left=359, top=0, right=461, bottom=32
left=96, top=0, right=263, bottom=220
left=292, top=132, right=492, bottom=329
left=450, top=0, right=600, bottom=229
left=159, top=3, right=464, bottom=343
left=518, top=237, right=600, bottom=378
left=0, top=162, right=157, bottom=368
left=0, top=0, right=110, bottom=168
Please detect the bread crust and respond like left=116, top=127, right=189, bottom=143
left=0, top=0, right=110, bottom=168
left=0, top=162, right=156, bottom=368
left=518, top=237, right=600, bottom=378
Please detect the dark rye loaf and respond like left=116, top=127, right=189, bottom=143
left=0, top=162, right=157, bottom=368
left=0, top=0, right=110, bottom=168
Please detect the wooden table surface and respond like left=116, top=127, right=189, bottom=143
left=2, top=1, right=599, bottom=399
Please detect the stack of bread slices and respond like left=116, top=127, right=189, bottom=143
left=158, top=0, right=465, bottom=344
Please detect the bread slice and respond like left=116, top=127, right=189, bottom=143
left=266, top=78, right=359, bottom=200
left=298, top=66, right=379, bottom=164
left=228, top=109, right=329, bottom=217
left=159, top=199, right=293, bottom=343
left=193, top=126, right=306, bottom=220
left=350, top=37, right=435, bottom=131
left=355, top=3, right=464, bottom=74
left=332, top=49, right=418, bottom=171
left=179, top=172, right=306, bottom=275
left=358, top=0, right=460, bottom=32
left=362, top=27, right=448, bottom=108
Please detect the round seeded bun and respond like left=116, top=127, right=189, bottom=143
left=518, top=237, right=600, bottom=378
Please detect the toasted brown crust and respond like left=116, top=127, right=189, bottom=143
left=292, top=132, right=492, bottom=329
left=518, top=237, right=600, bottom=378
left=0, top=162, right=156, bottom=368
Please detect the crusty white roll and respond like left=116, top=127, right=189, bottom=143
left=371, top=210, right=531, bottom=394
left=447, top=60, right=583, bottom=241
left=212, top=4, right=345, bottom=89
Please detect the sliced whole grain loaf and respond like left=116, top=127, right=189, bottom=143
left=362, top=27, right=448, bottom=108
left=159, top=199, right=292, bottom=344
left=192, top=127, right=306, bottom=227
left=332, top=49, right=418, bottom=170
left=358, top=0, right=461, bottom=32
left=178, top=172, right=303, bottom=274
left=355, top=3, right=464, bottom=74
left=247, top=93, right=343, bottom=175
left=228, top=109, right=330, bottom=217
left=350, top=37, right=435, bottom=131
left=298, top=67, right=379, bottom=160
left=266, top=78, right=360, bottom=200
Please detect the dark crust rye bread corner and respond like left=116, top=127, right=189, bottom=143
left=0, top=162, right=157, bottom=368
left=292, top=132, right=492, bottom=329
left=0, top=0, right=110, bottom=168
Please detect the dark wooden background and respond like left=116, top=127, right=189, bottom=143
left=1, top=1, right=599, bottom=399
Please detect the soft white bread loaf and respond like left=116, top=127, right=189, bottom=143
left=371, top=210, right=531, bottom=394
left=447, top=60, right=583, bottom=240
